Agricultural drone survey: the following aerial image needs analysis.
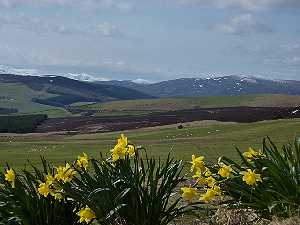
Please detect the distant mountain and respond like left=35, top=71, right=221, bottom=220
left=97, top=75, right=300, bottom=97
left=0, top=74, right=153, bottom=111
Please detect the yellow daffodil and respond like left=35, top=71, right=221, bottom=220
left=200, top=185, right=222, bottom=202
left=240, top=169, right=262, bottom=186
left=212, top=185, right=223, bottom=196
left=199, top=188, right=216, bottom=202
left=111, top=144, right=127, bottom=162
left=110, top=134, right=129, bottom=162
left=242, top=147, right=265, bottom=160
left=206, top=176, right=216, bottom=187
left=204, top=168, right=212, bottom=177
left=117, top=133, right=128, bottom=148
left=45, top=174, right=55, bottom=185
left=38, top=182, right=51, bottom=197
left=190, top=155, right=205, bottom=173
left=55, top=163, right=76, bottom=183
left=76, top=153, right=89, bottom=170
left=5, top=169, right=16, bottom=188
left=192, top=171, right=206, bottom=185
left=51, top=192, right=64, bottom=201
left=77, top=206, right=96, bottom=224
left=181, top=187, right=198, bottom=201
left=218, top=163, right=233, bottom=178
left=127, top=145, right=135, bottom=157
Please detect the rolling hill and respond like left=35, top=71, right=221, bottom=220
left=79, top=94, right=300, bottom=114
left=98, top=75, right=300, bottom=97
left=0, top=74, right=153, bottom=116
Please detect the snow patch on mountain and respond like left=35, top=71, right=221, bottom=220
left=132, top=78, right=152, bottom=84
left=62, top=73, right=109, bottom=82
left=0, top=65, right=39, bottom=76
left=0, top=65, right=109, bottom=82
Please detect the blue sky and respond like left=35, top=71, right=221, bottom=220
left=0, top=0, right=299, bottom=82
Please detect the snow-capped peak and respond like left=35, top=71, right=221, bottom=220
left=0, top=65, right=110, bottom=82
left=132, top=78, right=152, bottom=84
left=0, top=65, right=39, bottom=76
left=62, top=73, right=109, bottom=82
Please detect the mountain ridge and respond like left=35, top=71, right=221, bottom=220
left=97, top=75, right=300, bottom=97
left=0, top=73, right=153, bottom=113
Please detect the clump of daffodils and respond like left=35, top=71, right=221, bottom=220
left=55, top=163, right=77, bottom=183
left=37, top=159, right=81, bottom=201
left=181, top=155, right=225, bottom=203
left=182, top=146, right=264, bottom=204
left=37, top=173, right=65, bottom=201
left=110, top=134, right=136, bottom=162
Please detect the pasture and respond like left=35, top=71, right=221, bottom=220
left=1, top=118, right=299, bottom=171
left=79, top=94, right=300, bottom=113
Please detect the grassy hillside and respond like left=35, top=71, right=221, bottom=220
left=0, top=83, right=70, bottom=117
left=79, top=94, right=300, bottom=113
left=0, top=74, right=152, bottom=108
left=1, top=118, right=299, bottom=171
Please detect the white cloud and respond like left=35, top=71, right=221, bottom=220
left=0, top=14, right=123, bottom=38
left=214, top=14, right=272, bottom=35
left=176, top=0, right=300, bottom=11
left=97, top=22, right=122, bottom=37
left=0, top=0, right=133, bottom=11
left=280, top=43, right=300, bottom=52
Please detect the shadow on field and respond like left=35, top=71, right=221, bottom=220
left=35, top=106, right=300, bottom=134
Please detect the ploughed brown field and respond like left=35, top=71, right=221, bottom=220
left=36, top=106, right=300, bottom=133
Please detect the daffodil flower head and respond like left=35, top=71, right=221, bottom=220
left=212, top=185, right=223, bottom=196
left=206, top=176, right=216, bottom=187
left=127, top=145, right=136, bottom=157
left=5, top=168, right=16, bottom=188
left=199, top=188, right=216, bottom=203
left=51, top=192, right=64, bottom=201
left=38, top=182, right=51, bottom=197
left=77, top=206, right=96, bottom=224
left=204, top=168, right=212, bottom=177
left=218, top=163, right=233, bottom=178
left=45, top=174, right=55, bottom=185
left=76, top=152, right=89, bottom=170
left=55, top=163, right=76, bottom=183
left=192, top=171, right=207, bottom=185
left=242, top=147, right=265, bottom=161
left=181, top=186, right=198, bottom=201
left=118, top=134, right=128, bottom=148
left=190, top=155, right=205, bottom=173
left=240, top=169, right=262, bottom=186
left=192, top=170, right=201, bottom=179
left=110, top=134, right=130, bottom=162
left=111, top=143, right=127, bottom=162
left=199, top=185, right=223, bottom=203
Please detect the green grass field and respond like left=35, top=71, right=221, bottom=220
left=0, top=83, right=71, bottom=117
left=79, top=94, right=300, bottom=113
left=1, top=118, right=299, bottom=171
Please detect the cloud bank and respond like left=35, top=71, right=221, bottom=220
left=177, top=0, right=300, bottom=11
left=0, top=0, right=133, bottom=11
left=214, top=14, right=272, bottom=35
